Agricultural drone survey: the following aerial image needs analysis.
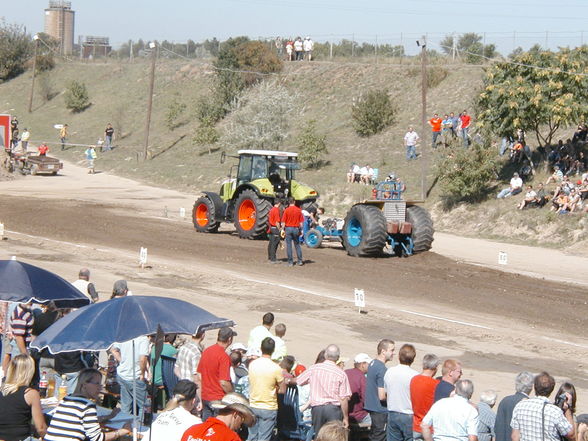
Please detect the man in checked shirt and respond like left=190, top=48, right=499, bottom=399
left=292, top=344, right=352, bottom=435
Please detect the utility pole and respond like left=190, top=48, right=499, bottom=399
left=130, top=40, right=133, bottom=62
left=419, top=36, right=428, bottom=201
left=375, top=34, right=378, bottom=64
left=143, top=41, right=157, bottom=161
left=28, top=34, right=39, bottom=113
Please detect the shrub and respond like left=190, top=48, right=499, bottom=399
left=220, top=81, right=297, bottom=151
left=297, top=120, right=328, bottom=169
left=38, top=73, right=57, bottom=102
left=164, top=96, right=187, bottom=131
left=351, top=89, right=397, bottom=137
left=35, top=54, right=55, bottom=72
left=64, top=80, right=91, bottom=112
left=435, top=141, right=499, bottom=206
left=195, top=94, right=226, bottom=125
left=193, top=124, right=220, bottom=151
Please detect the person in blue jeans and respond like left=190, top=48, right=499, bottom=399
left=281, top=198, right=304, bottom=267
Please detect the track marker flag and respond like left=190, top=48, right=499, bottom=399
left=139, top=247, right=148, bottom=268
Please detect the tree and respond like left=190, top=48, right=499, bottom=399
left=351, top=89, right=397, bottom=137
left=436, top=141, right=499, bottom=205
left=440, top=33, right=498, bottom=63
left=297, top=120, right=328, bottom=169
left=477, top=46, right=588, bottom=146
left=0, top=20, right=33, bottom=82
left=64, top=80, right=91, bottom=112
left=220, top=81, right=297, bottom=151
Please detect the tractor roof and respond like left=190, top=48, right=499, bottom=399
left=238, top=150, right=298, bottom=158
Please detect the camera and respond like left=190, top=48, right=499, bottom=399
left=554, top=393, right=568, bottom=409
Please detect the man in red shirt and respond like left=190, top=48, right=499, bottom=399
left=345, top=353, right=372, bottom=425
left=409, top=354, right=440, bottom=440
left=460, top=110, right=471, bottom=148
left=38, top=143, right=49, bottom=156
left=428, top=114, right=442, bottom=149
left=182, top=392, right=256, bottom=441
left=267, top=200, right=282, bottom=264
left=198, top=327, right=236, bottom=421
left=281, top=197, right=304, bottom=267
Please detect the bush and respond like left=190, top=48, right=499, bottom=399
left=0, top=21, right=33, bottom=82
left=164, top=96, right=187, bottom=131
left=195, top=94, right=226, bottom=125
left=220, top=81, right=297, bottom=151
left=35, top=54, right=55, bottom=72
left=297, top=120, right=328, bottom=169
left=351, top=89, right=397, bottom=137
left=38, top=73, right=57, bottom=102
left=435, top=141, right=499, bottom=206
left=193, top=124, right=220, bottom=149
left=64, top=80, right=91, bottom=112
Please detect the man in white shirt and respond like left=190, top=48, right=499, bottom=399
left=71, top=268, right=99, bottom=303
left=384, top=344, right=419, bottom=441
left=303, top=37, right=314, bottom=61
left=404, top=127, right=420, bottom=161
left=421, top=379, right=479, bottom=441
left=497, top=172, right=523, bottom=199
left=111, top=335, right=150, bottom=416
left=248, top=312, right=275, bottom=350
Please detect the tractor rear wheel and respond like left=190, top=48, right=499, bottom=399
left=406, top=205, right=434, bottom=252
left=193, top=196, right=220, bottom=233
left=234, top=189, right=271, bottom=239
left=305, top=228, right=323, bottom=248
left=343, top=204, right=387, bottom=257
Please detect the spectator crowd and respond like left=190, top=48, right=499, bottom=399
left=1, top=297, right=585, bottom=441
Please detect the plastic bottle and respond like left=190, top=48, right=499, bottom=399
left=47, top=376, right=55, bottom=398
left=39, top=371, right=48, bottom=399
left=58, top=375, right=68, bottom=400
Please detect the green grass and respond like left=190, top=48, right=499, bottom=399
left=1, top=58, right=586, bottom=251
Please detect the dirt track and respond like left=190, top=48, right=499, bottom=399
left=0, top=160, right=587, bottom=409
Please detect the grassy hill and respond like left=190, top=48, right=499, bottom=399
left=1, top=58, right=586, bottom=253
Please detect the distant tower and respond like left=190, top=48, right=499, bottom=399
left=44, top=1, right=75, bottom=55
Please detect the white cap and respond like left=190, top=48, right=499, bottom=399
left=354, top=353, right=372, bottom=364
left=246, top=347, right=262, bottom=357
left=230, top=343, right=247, bottom=352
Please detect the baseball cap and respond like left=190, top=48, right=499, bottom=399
left=245, top=347, right=262, bottom=358
left=218, top=327, right=237, bottom=342
left=354, top=353, right=372, bottom=364
left=211, top=392, right=256, bottom=427
left=230, top=343, right=247, bottom=352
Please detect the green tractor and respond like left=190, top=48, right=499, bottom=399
left=193, top=150, right=319, bottom=239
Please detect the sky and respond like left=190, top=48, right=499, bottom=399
left=4, top=0, right=588, bottom=56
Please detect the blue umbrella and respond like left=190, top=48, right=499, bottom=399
left=31, top=295, right=234, bottom=353
left=0, top=259, right=90, bottom=308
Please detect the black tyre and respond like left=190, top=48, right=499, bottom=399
left=406, top=205, right=434, bottom=253
left=193, top=196, right=220, bottom=233
left=234, top=189, right=272, bottom=239
left=343, top=204, right=387, bottom=257
left=305, top=228, right=323, bottom=248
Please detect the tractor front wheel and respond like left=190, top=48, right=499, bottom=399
left=305, top=228, right=323, bottom=248
left=193, top=196, right=220, bottom=233
left=406, top=205, right=434, bottom=252
left=234, top=190, right=271, bottom=239
left=343, top=204, right=387, bottom=257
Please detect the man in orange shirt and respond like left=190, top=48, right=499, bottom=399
left=428, top=114, right=442, bottom=149
left=38, top=143, right=49, bottom=156
left=460, top=110, right=472, bottom=148
left=281, top=197, right=304, bottom=267
left=267, top=200, right=282, bottom=264
left=410, top=354, right=440, bottom=440
left=182, top=392, right=256, bottom=441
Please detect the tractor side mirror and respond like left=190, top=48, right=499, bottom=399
left=220, top=151, right=226, bottom=164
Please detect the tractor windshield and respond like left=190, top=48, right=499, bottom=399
left=238, top=154, right=300, bottom=184
left=269, top=158, right=300, bottom=181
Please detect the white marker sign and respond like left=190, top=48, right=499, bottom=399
left=139, top=247, right=148, bottom=267
left=354, top=288, right=365, bottom=308
left=179, top=207, right=186, bottom=218
left=498, top=251, right=508, bottom=265
left=0, top=223, right=4, bottom=239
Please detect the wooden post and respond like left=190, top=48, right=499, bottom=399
left=420, top=37, right=428, bottom=201
left=143, top=42, right=157, bottom=161
left=28, top=36, right=39, bottom=113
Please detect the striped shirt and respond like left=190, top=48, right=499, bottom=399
left=45, top=396, right=104, bottom=441
left=175, top=340, right=203, bottom=381
left=10, top=305, right=34, bottom=345
left=296, top=360, right=352, bottom=407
